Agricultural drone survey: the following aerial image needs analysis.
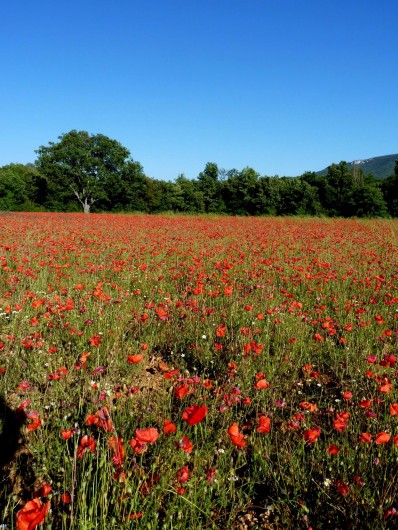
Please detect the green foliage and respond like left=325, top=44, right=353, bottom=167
left=323, top=162, right=355, bottom=216
left=253, top=176, right=281, bottom=215
left=221, top=167, right=258, bottom=215
left=147, top=180, right=176, bottom=212
left=0, top=132, right=395, bottom=217
left=381, top=158, right=398, bottom=217
left=350, top=181, right=388, bottom=218
left=0, top=164, right=48, bottom=211
left=172, top=175, right=205, bottom=212
left=35, top=131, right=131, bottom=213
left=96, top=160, right=148, bottom=212
left=276, top=178, right=322, bottom=216
left=197, top=163, right=225, bottom=213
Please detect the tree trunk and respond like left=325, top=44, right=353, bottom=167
left=82, top=199, right=91, bottom=214
left=72, top=187, right=94, bottom=213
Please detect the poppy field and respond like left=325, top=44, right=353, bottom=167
left=1, top=212, right=398, bottom=529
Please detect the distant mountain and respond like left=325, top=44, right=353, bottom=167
left=316, top=154, right=397, bottom=179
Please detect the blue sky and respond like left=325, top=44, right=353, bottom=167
left=1, top=0, right=397, bottom=179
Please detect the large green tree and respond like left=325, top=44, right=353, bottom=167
left=221, top=167, right=259, bottom=215
left=35, top=130, right=132, bottom=213
left=323, top=162, right=354, bottom=216
left=171, top=174, right=204, bottom=212
left=0, top=163, right=48, bottom=211
left=197, top=162, right=225, bottom=212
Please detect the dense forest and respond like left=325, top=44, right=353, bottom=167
left=1, top=130, right=397, bottom=217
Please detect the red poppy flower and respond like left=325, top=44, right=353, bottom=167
left=251, top=342, right=264, bottom=355
left=303, top=426, right=321, bottom=444
left=61, top=429, right=74, bottom=440
left=327, top=444, right=339, bottom=455
left=203, top=379, right=213, bottom=389
left=254, top=379, right=270, bottom=390
left=176, top=465, right=190, bottom=484
left=77, top=435, right=96, bottom=458
left=336, top=481, right=350, bottom=497
left=127, top=354, right=144, bottom=364
left=174, top=383, right=190, bottom=399
left=16, top=399, right=30, bottom=412
left=158, top=361, right=169, bottom=371
left=257, top=415, right=271, bottom=433
left=34, top=483, right=51, bottom=498
left=353, top=475, right=364, bottom=487
left=216, top=323, right=227, bottom=337
left=88, top=334, right=101, bottom=346
left=206, top=467, right=217, bottom=483
left=135, top=427, right=159, bottom=443
left=389, top=403, right=398, bottom=416
left=176, top=435, right=193, bottom=453
left=228, top=423, right=246, bottom=448
left=163, top=368, right=179, bottom=380
left=85, top=414, right=98, bottom=426
left=108, top=436, right=125, bottom=467
left=333, top=411, right=349, bottom=432
left=163, top=418, right=177, bottom=435
left=367, top=355, right=377, bottom=364
left=359, top=432, right=372, bottom=443
left=26, top=411, right=42, bottom=432
left=128, top=512, right=143, bottom=520
left=333, top=417, right=348, bottom=431
left=95, top=407, right=114, bottom=432
left=300, top=401, right=317, bottom=412
left=378, top=382, right=393, bottom=394
left=155, top=308, right=168, bottom=320
left=182, top=404, right=208, bottom=426
left=129, top=438, right=147, bottom=454
left=375, top=432, right=391, bottom=445
left=16, top=498, right=50, bottom=530
left=61, top=492, right=71, bottom=504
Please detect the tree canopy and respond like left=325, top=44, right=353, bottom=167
left=0, top=130, right=397, bottom=218
left=35, top=130, right=132, bottom=213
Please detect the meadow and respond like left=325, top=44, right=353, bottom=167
left=1, top=212, right=398, bottom=529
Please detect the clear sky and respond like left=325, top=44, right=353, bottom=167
left=1, top=0, right=397, bottom=179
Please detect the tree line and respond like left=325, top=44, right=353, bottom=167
left=1, top=130, right=397, bottom=217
